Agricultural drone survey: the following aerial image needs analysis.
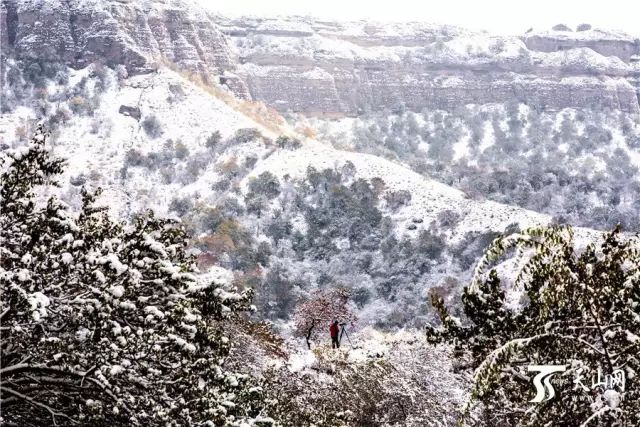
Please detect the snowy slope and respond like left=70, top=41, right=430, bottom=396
left=0, top=64, right=558, bottom=242
left=0, top=62, right=611, bottom=332
left=1, top=67, right=284, bottom=216
left=3, top=69, right=604, bottom=248
left=248, top=138, right=551, bottom=242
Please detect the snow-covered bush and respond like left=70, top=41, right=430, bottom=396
left=247, top=172, right=281, bottom=200
left=0, top=126, right=270, bottom=425
left=384, top=189, right=411, bottom=211
left=168, top=195, right=194, bottom=216
left=262, top=334, right=465, bottom=426
left=205, top=130, right=222, bottom=149
left=141, top=114, right=162, bottom=139
left=230, top=128, right=263, bottom=145
left=275, top=136, right=301, bottom=150
left=552, top=23, right=573, bottom=31
left=167, top=83, right=186, bottom=103
left=174, top=140, right=190, bottom=160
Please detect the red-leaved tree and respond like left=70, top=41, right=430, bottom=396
left=293, top=288, right=356, bottom=349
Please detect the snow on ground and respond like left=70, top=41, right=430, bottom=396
left=525, top=27, right=639, bottom=42
left=444, top=34, right=525, bottom=61
left=247, top=135, right=550, bottom=242
left=288, top=349, right=318, bottom=373
left=531, top=48, right=631, bottom=74
left=1, top=64, right=559, bottom=255
left=0, top=63, right=605, bottom=270
left=0, top=66, right=284, bottom=216
left=224, top=15, right=639, bottom=76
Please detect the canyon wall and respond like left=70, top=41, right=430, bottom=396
left=2, top=0, right=639, bottom=115
left=218, top=16, right=640, bottom=115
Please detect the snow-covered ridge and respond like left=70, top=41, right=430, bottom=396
left=525, top=27, right=639, bottom=43
left=247, top=139, right=550, bottom=242
left=219, top=14, right=639, bottom=67
left=0, top=65, right=608, bottom=249
left=0, top=64, right=550, bottom=240
left=0, top=59, right=615, bottom=329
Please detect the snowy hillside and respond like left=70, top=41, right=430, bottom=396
left=0, top=64, right=556, bottom=239
left=300, top=101, right=640, bottom=232
left=1, top=66, right=278, bottom=214
left=0, top=62, right=578, bottom=329
left=248, top=138, right=550, bottom=242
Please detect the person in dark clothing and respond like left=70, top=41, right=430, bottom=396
left=330, top=320, right=340, bottom=349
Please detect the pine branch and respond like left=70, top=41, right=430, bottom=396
left=0, top=386, right=78, bottom=425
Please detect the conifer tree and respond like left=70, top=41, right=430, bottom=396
left=0, top=126, right=273, bottom=426
left=428, top=225, right=640, bottom=426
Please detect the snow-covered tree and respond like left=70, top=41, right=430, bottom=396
left=0, top=126, right=272, bottom=426
left=428, top=225, right=640, bottom=426
left=293, top=288, right=356, bottom=349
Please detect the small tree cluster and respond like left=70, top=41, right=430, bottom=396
left=141, top=114, right=162, bottom=139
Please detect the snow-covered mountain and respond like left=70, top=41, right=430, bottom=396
left=4, top=3, right=640, bottom=424
left=218, top=16, right=640, bottom=115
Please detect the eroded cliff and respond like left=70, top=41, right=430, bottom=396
left=2, top=0, right=639, bottom=115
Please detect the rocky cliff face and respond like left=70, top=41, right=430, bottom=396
left=2, top=0, right=640, bottom=115
left=218, top=16, right=640, bottom=116
left=0, top=0, right=250, bottom=96
left=522, top=28, right=640, bottom=61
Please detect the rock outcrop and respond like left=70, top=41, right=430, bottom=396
left=523, top=28, right=640, bottom=62
left=2, top=0, right=639, bottom=116
left=0, top=0, right=240, bottom=77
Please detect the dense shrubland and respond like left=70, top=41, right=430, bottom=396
left=2, top=59, right=110, bottom=128
left=315, top=104, right=640, bottom=231
left=0, top=126, right=470, bottom=427
left=165, top=152, right=504, bottom=328
left=260, top=339, right=466, bottom=427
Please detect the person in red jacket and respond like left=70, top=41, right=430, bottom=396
left=330, top=320, right=340, bottom=349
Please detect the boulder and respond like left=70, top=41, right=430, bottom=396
left=118, top=105, right=141, bottom=120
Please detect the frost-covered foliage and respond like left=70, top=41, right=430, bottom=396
left=262, top=335, right=467, bottom=426
left=428, top=225, right=640, bottom=426
left=0, top=126, right=272, bottom=426
left=1, top=59, right=106, bottom=122
left=248, top=163, right=479, bottom=327
left=293, top=288, right=356, bottom=349
left=142, top=114, right=163, bottom=139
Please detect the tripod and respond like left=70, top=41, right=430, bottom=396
left=339, top=323, right=353, bottom=347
